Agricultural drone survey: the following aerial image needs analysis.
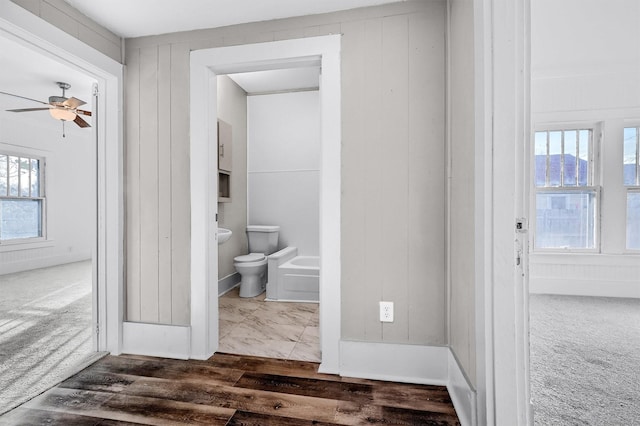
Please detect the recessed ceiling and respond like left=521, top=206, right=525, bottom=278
left=63, top=0, right=402, bottom=38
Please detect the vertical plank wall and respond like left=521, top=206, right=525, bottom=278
left=448, top=0, right=478, bottom=386
left=125, top=43, right=191, bottom=324
left=10, top=0, right=122, bottom=62
left=124, top=0, right=447, bottom=346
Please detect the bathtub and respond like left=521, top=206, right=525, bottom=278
left=267, top=247, right=319, bottom=302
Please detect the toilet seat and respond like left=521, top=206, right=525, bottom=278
left=234, top=253, right=265, bottom=263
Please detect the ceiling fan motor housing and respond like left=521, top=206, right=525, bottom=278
left=49, top=95, right=67, bottom=106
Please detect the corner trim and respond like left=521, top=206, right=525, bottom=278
left=122, top=322, right=191, bottom=359
left=447, top=348, right=477, bottom=426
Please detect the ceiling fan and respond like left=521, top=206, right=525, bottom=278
left=1, top=82, right=92, bottom=136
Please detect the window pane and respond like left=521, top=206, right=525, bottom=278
left=628, top=191, right=640, bottom=250
left=20, top=157, right=30, bottom=197
left=31, top=159, right=39, bottom=197
left=563, top=130, right=578, bottom=186
left=534, top=132, right=548, bottom=187
left=8, top=156, right=19, bottom=197
left=578, top=130, right=590, bottom=186
left=0, top=155, right=6, bottom=196
left=623, top=127, right=638, bottom=186
left=536, top=190, right=596, bottom=249
left=548, top=131, right=562, bottom=186
left=0, top=199, right=42, bottom=240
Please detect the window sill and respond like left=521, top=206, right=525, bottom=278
left=0, top=239, right=55, bottom=253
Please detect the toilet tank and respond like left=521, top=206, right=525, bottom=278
left=246, top=225, right=280, bottom=255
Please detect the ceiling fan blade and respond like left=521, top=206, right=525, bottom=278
left=6, top=107, right=52, bottom=113
left=73, top=114, right=91, bottom=128
left=63, top=97, right=86, bottom=109
left=76, top=109, right=92, bottom=117
left=0, top=91, right=49, bottom=105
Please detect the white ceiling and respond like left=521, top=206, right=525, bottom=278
left=1, top=0, right=395, bottom=129
left=0, top=35, right=96, bottom=133
left=63, top=0, right=401, bottom=38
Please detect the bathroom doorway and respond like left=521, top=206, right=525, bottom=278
left=189, top=35, right=341, bottom=372
left=216, top=74, right=321, bottom=361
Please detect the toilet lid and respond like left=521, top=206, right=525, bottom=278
left=235, top=253, right=266, bottom=263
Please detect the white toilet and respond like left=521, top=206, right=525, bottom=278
left=234, top=225, right=280, bottom=298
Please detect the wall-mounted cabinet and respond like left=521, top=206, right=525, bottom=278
left=218, top=119, right=232, bottom=172
left=218, top=119, right=232, bottom=202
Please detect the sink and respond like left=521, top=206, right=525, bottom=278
left=218, top=228, right=232, bottom=245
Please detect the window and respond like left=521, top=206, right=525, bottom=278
left=623, top=127, right=640, bottom=250
left=0, top=153, right=45, bottom=243
left=534, top=128, right=598, bottom=250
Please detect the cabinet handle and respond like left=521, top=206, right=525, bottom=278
left=220, top=144, right=224, bottom=157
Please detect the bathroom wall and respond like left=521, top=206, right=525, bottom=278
left=217, top=76, right=248, bottom=280
left=247, top=91, right=320, bottom=256
left=0, top=113, right=95, bottom=274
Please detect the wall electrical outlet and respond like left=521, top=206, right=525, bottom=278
left=379, top=301, right=394, bottom=322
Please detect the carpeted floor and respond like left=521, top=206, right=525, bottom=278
left=0, top=261, right=104, bottom=415
left=530, top=294, right=640, bottom=426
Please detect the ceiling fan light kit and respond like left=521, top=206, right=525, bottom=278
left=1, top=81, right=92, bottom=137
left=49, top=107, right=76, bottom=121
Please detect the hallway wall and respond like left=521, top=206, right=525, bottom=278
left=123, top=0, right=448, bottom=345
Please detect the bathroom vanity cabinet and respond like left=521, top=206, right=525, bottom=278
left=218, top=119, right=232, bottom=202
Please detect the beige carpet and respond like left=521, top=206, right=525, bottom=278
left=530, top=294, right=640, bottom=426
left=0, top=261, right=105, bottom=415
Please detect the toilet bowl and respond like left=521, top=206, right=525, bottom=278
left=234, top=225, right=280, bottom=298
left=233, top=253, right=267, bottom=298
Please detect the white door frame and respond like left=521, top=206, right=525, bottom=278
left=189, top=35, right=342, bottom=373
left=475, top=0, right=532, bottom=424
left=0, top=2, right=124, bottom=354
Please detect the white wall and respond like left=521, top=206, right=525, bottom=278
left=0, top=116, right=95, bottom=275
left=531, top=0, right=640, bottom=298
left=217, top=75, right=248, bottom=280
left=448, top=0, right=477, bottom=388
left=247, top=91, right=320, bottom=256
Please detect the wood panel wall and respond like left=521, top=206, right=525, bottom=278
left=11, top=0, right=122, bottom=62
left=448, top=0, right=477, bottom=386
left=124, top=0, right=448, bottom=346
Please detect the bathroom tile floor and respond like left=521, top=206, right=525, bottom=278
left=218, top=287, right=320, bottom=362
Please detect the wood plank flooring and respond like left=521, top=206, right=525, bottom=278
left=0, top=353, right=461, bottom=425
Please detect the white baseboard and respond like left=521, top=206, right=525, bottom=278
left=339, top=340, right=449, bottom=385
left=447, top=349, right=477, bottom=426
left=530, top=278, right=640, bottom=298
left=339, top=341, right=477, bottom=425
left=0, top=253, right=90, bottom=275
left=218, top=272, right=241, bottom=296
left=122, top=322, right=191, bottom=359
left=530, top=254, right=640, bottom=298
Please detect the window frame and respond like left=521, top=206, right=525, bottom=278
left=531, top=123, right=601, bottom=253
left=0, top=150, right=47, bottom=245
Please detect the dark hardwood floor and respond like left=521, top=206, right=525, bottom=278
left=0, top=353, right=461, bottom=425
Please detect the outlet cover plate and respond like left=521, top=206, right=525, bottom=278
left=379, top=301, right=394, bottom=322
